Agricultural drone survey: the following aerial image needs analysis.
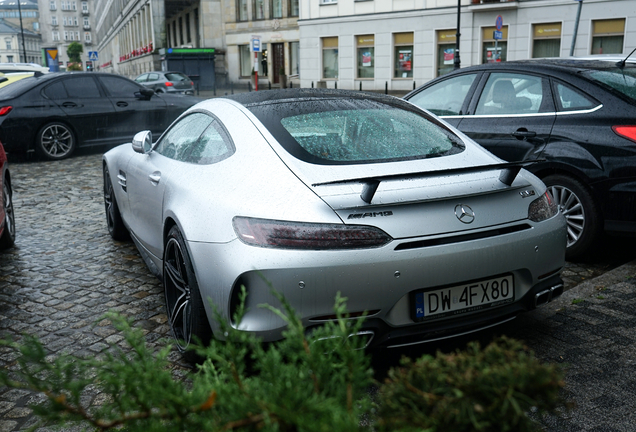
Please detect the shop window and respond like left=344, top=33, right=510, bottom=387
left=592, top=19, right=625, bottom=54
left=533, top=23, right=561, bottom=58
left=436, top=29, right=456, bottom=77
left=253, top=0, right=265, bottom=20
left=322, top=37, right=338, bottom=79
left=240, top=43, right=268, bottom=77
left=356, top=35, right=374, bottom=79
left=290, top=41, right=299, bottom=75
left=394, top=32, right=413, bottom=79
left=482, top=26, right=507, bottom=64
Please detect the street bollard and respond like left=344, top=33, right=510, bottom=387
left=385, top=82, right=388, bottom=94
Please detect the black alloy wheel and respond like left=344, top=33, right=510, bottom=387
left=37, top=122, right=76, bottom=160
left=544, top=174, right=600, bottom=261
left=164, top=226, right=212, bottom=362
left=0, top=177, right=15, bottom=249
left=103, top=166, right=129, bottom=241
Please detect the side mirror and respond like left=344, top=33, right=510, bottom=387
left=136, top=87, right=155, bottom=100
left=132, top=130, right=152, bottom=154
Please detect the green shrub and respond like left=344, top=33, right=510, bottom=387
left=0, top=292, right=565, bottom=431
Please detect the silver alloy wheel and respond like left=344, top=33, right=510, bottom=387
left=164, top=236, right=192, bottom=352
left=548, top=184, right=585, bottom=247
left=40, top=124, right=74, bottom=158
left=2, top=180, right=14, bottom=239
left=103, top=170, right=116, bottom=232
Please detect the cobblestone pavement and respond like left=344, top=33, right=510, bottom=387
left=0, top=153, right=635, bottom=431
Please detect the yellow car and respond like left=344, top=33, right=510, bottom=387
left=0, top=72, right=35, bottom=89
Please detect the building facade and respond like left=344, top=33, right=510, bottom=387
left=0, top=18, right=41, bottom=63
left=298, top=0, right=636, bottom=91
left=38, top=0, right=95, bottom=70
left=0, top=0, right=40, bottom=35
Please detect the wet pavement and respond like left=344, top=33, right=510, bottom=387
left=0, top=153, right=635, bottom=431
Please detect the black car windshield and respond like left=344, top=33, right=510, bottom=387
left=582, top=67, right=636, bottom=103
left=247, top=98, right=464, bottom=165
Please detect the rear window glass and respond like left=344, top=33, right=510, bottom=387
left=165, top=73, right=189, bottom=81
left=582, top=67, right=636, bottom=103
left=0, top=76, right=38, bottom=98
left=248, top=98, right=464, bottom=165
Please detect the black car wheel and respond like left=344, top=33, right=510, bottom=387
left=37, top=122, right=76, bottom=160
left=164, top=225, right=212, bottom=362
left=544, top=174, right=600, bottom=260
left=0, top=176, right=15, bottom=250
left=103, top=165, right=129, bottom=241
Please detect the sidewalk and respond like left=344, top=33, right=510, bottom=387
left=507, top=259, right=636, bottom=431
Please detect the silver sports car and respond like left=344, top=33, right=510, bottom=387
left=103, top=89, right=566, bottom=359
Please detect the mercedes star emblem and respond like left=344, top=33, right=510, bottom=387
left=454, top=204, right=475, bottom=224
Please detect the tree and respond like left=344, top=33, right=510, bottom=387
left=67, top=42, right=84, bottom=71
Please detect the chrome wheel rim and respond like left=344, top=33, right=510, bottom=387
left=41, top=124, right=73, bottom=158
left=164, top=237, right=192, bottom=351
left=2, top=181, right=14, bottom=239
left=548, top=185, right=585, bottom=247
left=103, top=170, right=116, bottom=233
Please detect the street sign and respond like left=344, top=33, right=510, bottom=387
left=495, top=15, right=503, bottom=31
left=88, top=51, right=98, bottom=61
left=251, top=38, right=261, bottom=53
left=493, top=31, right=503, bottom=40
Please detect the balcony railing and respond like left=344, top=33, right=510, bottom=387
left=83, top=25, right=90, bottom=30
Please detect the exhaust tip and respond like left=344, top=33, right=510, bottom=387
left=534, top=289, right=552, bottom=307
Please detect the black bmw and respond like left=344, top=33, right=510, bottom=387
left=405, top=58, right=636, bottom=260
left=0, top=72, right=201, bottom=160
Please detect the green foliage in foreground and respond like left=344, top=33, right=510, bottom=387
left=0, top=293, right=566, bottom=432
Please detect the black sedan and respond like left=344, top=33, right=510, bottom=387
left=404, top=59, right=636, bottom=260
left=0, top=72, right=201, bottom=160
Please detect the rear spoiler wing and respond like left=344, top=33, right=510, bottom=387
left=312, top=160, right=543, bottom=204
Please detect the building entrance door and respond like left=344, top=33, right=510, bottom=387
left=272, top=43, right=284, bottom=85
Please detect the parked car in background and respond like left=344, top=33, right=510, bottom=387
left=404, top=58, right=636, bottom=260
left=103, top=89, right=566, bottom=361
left=0, top=63, right=49, bottom=74
left=0, top=72, right=201, bottom=160
left=0, top=142, right=15, bottom=250
left=0, top=72, right=35, bottom=89
left=134, top=71, right=195, bottom=95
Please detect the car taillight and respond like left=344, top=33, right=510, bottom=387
left=165, top=82, right=174, bottom=86
left=0, top=106, right=12, bottom=116
left=612, top=125, right=636, bottom=143
left=528, top=191, right=558, bottom=222
left=190, top=81, right=194, bottom=86
left=233, top=216, right=392, bottom=250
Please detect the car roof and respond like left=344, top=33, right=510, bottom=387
left=224, top=88, right=413, bottom=109
left=450, top=58, right=636, bottom=75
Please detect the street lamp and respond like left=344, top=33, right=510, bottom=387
left=16, top=0, right=28, bottom=63
left=454, top=0, right=461, bottom=70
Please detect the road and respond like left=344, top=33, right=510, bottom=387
left=0, top=153, right=634, bottom=431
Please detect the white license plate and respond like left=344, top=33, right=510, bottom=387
left=414, top=275, right=514, bottom=321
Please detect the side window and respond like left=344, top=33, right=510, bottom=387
left=475, top=73, right=546, bottom=115
left=43, top=81, right=68, bottom=99
left=155, top=113, right=213, bottom=161
left=408, top=73, right=477, bottom=116
left=554, top=82, right=597, bottom=111
left=98, top=76, right=143, bottom=97
left=148, top=73, right=160, bottom=81
left=180, top=120, right=234, bottom=165
left=135, top=74, right=148, bottom=83
left=62, top=76, right=100, bottom=98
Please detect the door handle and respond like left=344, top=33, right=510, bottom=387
left=62, top=102, right=78, bottom=108
left=116, top=101, right=129, bottom=107
left=512, top=129, right=537, bottom=139
left=148, top=172, right=161, bottom=185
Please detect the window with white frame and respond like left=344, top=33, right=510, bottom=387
left=72, top=1, right=77, bottom=10
left=63, top=16, right=68, bottom=26
left=50, top=0, right=56, bottom=10
left=320, top=0, right=337, bottom=4
left=64, top=31, right=69, bottom=40
left=83, top=17, right=89, bottom=26
left=51, top=15, right=57, bottom=25
left=75, top=31, right=80, bottom=40
left=52, top=31, right=60, bottom=41
left=84, top=32, right=91, bottom=42
left=81, top=1, right=88, bottom=12
left=322, top=37, right=338, bottom=79
left=73, top=17, right=78, bottom=26
left=4, top=38, right=11, bottom=50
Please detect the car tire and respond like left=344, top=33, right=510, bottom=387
left=103, top=165, right=129, bottom=241
left=164, top=225, right=212, bottom=362
left=543, top=174, right=600, bottom=261
left=36, top=122, right=76, bottom=160
left=156, top=88, right=165, bottom=94
left=0, top=176, right=15, bottom=250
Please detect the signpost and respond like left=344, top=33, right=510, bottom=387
left=493, top=15, right=503, bottom=62
left=88, top=51, right=98, bottom=61
left=251, top=36, right=261, bottom=91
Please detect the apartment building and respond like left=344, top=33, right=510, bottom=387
left=0, top=18, right=41, bottom=63
left=298, top=0, right=636, bottom=91
left=38, top=0, right=95, bottom=70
